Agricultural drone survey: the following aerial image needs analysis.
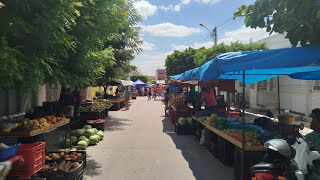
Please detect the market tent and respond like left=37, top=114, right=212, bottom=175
left=115, top=79, right=134, bottom=86
left=171, top=46, right=320, bottom=84
left=134, top=79, right=147, bottom=87
left=156, top=80, right=166, bottom=84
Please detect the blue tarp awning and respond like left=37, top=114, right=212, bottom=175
left=171, top=46, right=320, bottom=84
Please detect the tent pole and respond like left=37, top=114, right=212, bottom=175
left=241, top=71, right=246, bottom=180
left=277, top=76, right=281, bottom=115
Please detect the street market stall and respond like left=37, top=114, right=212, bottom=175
left=170, top=46, right=320, bottom=180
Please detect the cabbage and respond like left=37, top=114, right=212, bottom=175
left=83, top=125, right=92, bottom=129
left=92, top=128, right=98, bottom=134
left=89, top=136, right=99, bottom=145
left=71, top=136, right=78, bottom=145
left=92, top=134, right=100, bottom=141
left=79, top=136, right=90, bottom=144
left=60, top=138, right=71, bottom=148
left=187, top=117, right=193, bottom=125
left=85, top=129, right=95, bottom=137
left=97, top=131, right=104, bottom=140
left=77, top=140, right=88, bottom=150
left=178, top=117, right=186, bottom=125
left=73, top=129, right=86, bottom=137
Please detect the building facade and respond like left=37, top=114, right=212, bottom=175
left=249, top=34, right=320, bottom=116
left=155, top=69, right=166, bottom=80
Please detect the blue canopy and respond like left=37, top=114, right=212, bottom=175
left=171, top=46, right=320, bottom=84
left=134, top=79, right=147, bottom=87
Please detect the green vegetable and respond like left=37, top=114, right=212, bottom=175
left=72, top=129, right=86, bottom=137
left=89, top=135, right=99, bottom=145
left=57, top=149, right=66, bottom=152
left=92, top=128, right=98, bottom=134
left=77, top=140, right=88, bottom=150
left=71, top=136, right=78, bottom=145
left=178, top=117, right=186, bottom=125
left=97, top=131, right=104, bottom=140
left=79, top=136, right=90, bottom=144
left=83, top=125, right=92, bottom=129
left=60, top=139, right=71, bottom=148
left=85, top=129, right=95, bottom=137
left=92, top=134, right=100, bottom=141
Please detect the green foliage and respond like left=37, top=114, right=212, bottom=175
left=0, top=0, right=141, bottom=90
left=165, top=42, right=267, bottom=76
left=151, top=80, right=157, bottom=85
left=130, top=75, right=148, bottom=83
left=234, top=0, right=320, bottom=47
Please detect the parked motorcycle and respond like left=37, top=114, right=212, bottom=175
left=251, top=124, right=320, bottom=180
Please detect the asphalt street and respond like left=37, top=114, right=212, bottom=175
left=84, top=97, right=234, bottom=180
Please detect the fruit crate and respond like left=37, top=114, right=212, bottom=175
left=227, top=111, right=241, bottom=120
left=41, top=160, right=84, bottom=180
left=10, top=142, right=45, bottom=178
left=87, top=119, right=105, bottom=131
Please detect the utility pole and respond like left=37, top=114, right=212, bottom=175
left=199, top=24, right=217, bottom=45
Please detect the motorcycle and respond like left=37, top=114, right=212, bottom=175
left=251, top=124, right=320, bottom=180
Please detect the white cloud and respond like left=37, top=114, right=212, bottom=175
left=141, top=23, right=201, bottom=37
left=133, top=0, right=157, bottom=19
left=160, top=4, right=181, bottom=12
left=218, top=26, right=269, bottom=44
left=141, top=40, right=156, bottom=51
left=172, top=41, right=214, bottom=51
left=181, top=0, right=191, bottom=5
left=195, top=0, right=221, bottom=5
left=133, top=52, right=171, bottom=75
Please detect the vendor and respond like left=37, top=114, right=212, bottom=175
left=202, top=87, right=217, bottom=112
left=188, top=86, right=199, bottom=110
left=305, top=108, right=320, bottom=180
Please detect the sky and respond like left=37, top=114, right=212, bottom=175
left=132, top=0, right=271, bottom=75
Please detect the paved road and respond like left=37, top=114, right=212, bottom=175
left=84, top=97, right=234, bottom=180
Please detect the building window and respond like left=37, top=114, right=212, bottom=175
left=269, top=79, right=274, bottom=91
left=314, top=80, right=320, bottom=90
left=257, top=80, right=267, bottom=91
left=250, top=84, right=255, bottom=89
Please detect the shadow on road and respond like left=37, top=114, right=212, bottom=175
left=162, top=116, right=234, bottom=180
left=104, top=117, right=132, bottom=131
left=84, top=154, right=103, bottom=178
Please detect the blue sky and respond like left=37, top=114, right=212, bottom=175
left=132, top=0, right=270, bottom=75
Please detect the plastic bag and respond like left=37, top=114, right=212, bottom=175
left=292, top=138, right=309, bottom=174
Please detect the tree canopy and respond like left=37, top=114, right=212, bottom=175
left=234, top=0, right=320, bottom=47
left=130, top=75, right=148, bottom=83
left=165, top=42, right=267, bottom=76
left=0, top=0, right=141, bottom=90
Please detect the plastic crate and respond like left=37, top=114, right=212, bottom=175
left=43, top=161, right=84, bottom=180
left=11, top=142, right=45, bottom=178
left=0, top=143, right=20, bottom=162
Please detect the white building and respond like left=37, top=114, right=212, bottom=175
left=249, top=34, right=320, bottom=117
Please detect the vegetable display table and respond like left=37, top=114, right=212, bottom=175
left=110, top=98, right=125, bottom=111
left=192, top=116, right=265, bottom=180
left=169, top=105, right=191, bottom=124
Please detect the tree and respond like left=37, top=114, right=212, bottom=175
left=151, top=80, right=157, bottom=85
left=234, top=0, right=320, bottom=47
left=165, top=42, right=267, bottom=76
left=165, top=48, right=198, bottom=76
left=130, top=75, right=148, bottom=83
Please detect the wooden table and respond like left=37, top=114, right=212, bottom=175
left=192, top=116, right=265, bottom=180
left=169, top=105, right=190, bottom=124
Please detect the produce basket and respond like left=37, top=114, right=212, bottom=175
left=0, top=143, right=20, bottom=162
left=42, top=160, right=84, bottom=180
left=278, top=114, right=294, bottom=125
left=10, top=142, right=45, bottom=178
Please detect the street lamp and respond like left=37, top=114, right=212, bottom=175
left=199, top=24, right=217, bottom=45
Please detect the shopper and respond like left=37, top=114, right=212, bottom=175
left=124, top=87, right=130, bottom=110
left=72, top=87, right=81, bottom=113
left=63, top=88, right=76, bottom=117
left=202, top=87, right=217, bottom=112
left=147, top=88, right=152, bottom=100
left=305, top=108, right=320, bottom=180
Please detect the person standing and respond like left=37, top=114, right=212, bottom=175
left=63, top=88, right=76, bottom=117
left=72, top=87, right=81, bottom=113
left=124, top=87, right=131, bottom=110
left=147, top=88, right=152, bottom=100
left=202, top=87, right=217, bottom=112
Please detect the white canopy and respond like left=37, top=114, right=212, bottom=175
left=115, top=79, right=134, bottom=86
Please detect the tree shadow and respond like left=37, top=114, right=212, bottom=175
left=83, top=154, right=103, bottom=179
left=104, top=117, right=132, bottom=131
left=162, top=117, right=235, bottom=180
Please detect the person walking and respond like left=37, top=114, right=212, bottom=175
left=147, top=88, right=152, bottom=100
left=124, top=87, right=131, bottom=110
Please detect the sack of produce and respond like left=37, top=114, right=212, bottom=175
left=77, top=140, right=88, bottom=150
left=85, top=129, right=95, bottom=137
left=89, top=136, right=99, bottom=145
left=97, top=131, right=104, bottom=140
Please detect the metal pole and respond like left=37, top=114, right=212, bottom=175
left=214, top=26, right=217, bottom=46
left=277, top=76, right=281, bottom=115
left=241, top=71, right=246, bottom=180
